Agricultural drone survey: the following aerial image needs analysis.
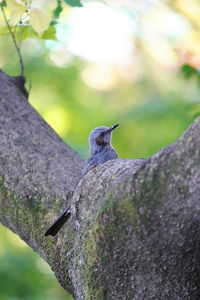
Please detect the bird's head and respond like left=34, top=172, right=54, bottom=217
left=89, top=124, right=119, bottom=153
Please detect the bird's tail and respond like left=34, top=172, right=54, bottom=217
left=45, top=208, right=71, bottom=237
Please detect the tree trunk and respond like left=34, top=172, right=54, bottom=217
left=0, top=70, right=200, bottom=299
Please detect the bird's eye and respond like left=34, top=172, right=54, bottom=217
left=100, top=132, right=104, bottom=137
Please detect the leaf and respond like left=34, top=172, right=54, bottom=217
left=0, top=27, right=8, bottom=35
left=10, top=9, right=24, bottom=25
left=180, top=64, right=199, bottom=79
left=6, top=0, right=25, bottom=10
left=29, top=6, right=50, bottom=37
left=6, top=0, right=26, bottom=24
left=0, top=25, right=14, bottom=35
left=14, top=26, right=34, bottom=41
left=53, top=0, right=63, bottom=19
left=41, top=25, right=57, bottom=40
left=50, top=20, right=58, bottom=25
left=63, top=0, right=83, bottom=7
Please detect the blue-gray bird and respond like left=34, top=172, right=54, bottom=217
left=45, top=124, right=119, bottom=237
left=82, top=124, right=119, bottom=175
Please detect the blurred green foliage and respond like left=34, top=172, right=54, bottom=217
left=63, top=0, right=83, bottom=7
left=181, top=63, right=200, bottom=81
left=0, top=225, right=72, bottom=300
left=0, top=0, right=200, bottom=299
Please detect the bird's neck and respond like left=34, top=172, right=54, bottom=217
left=90, top=143, right=111, bottom=155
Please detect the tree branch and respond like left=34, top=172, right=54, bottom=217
left=0, top=70, right=200, bottom=299
left=0, top=70, right=84, bottom=295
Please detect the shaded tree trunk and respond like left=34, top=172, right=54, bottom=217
left=0, top=70, right=200, bottom=299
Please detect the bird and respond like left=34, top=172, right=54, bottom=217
left=82, top=124, right=119, bottom=175
left=45, top=124, right=119, bottom=237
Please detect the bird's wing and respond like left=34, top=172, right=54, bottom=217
left=82, top=154, right=99, bottom=175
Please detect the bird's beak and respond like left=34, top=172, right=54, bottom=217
left=108, top=124, right=119, bottom=132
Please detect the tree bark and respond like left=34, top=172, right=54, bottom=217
left=0, top=70, right=200, bottom=299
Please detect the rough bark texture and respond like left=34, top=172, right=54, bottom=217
left=0, top=70, right=200, bottom=299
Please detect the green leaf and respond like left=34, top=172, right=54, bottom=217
left=180, top=64, right=198, bottom=78
left=63, top=0, right=83, bottom=7
left=0, top=26, right=13, bottom=35
left=53, top=0, right=63, bottom=19
left=50, top=20, right=58, bottom=25
left=14, top=26, right=33, bottom=40
left=29, top=6, right=50, bottom=37
left=0, top=24, right=34, bottom=40
left=1, top=1, right=6, bottom=7
left=41, top=25, right=57, bottom=40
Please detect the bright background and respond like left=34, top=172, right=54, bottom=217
left=0, top=0, right=200, bottom=299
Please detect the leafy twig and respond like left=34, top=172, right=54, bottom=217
left=1, top=3, right=25, bottom=76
